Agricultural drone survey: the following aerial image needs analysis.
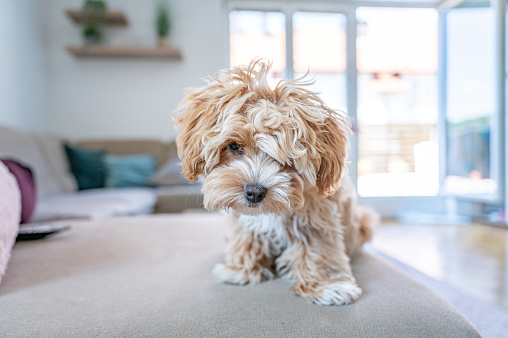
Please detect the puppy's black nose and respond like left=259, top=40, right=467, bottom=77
left=244, top=184, right=267, bottom=203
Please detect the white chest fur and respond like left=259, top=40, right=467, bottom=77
left=237, top=213, right=288, bottom=252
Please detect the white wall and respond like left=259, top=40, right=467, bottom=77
left=0, top=0, right=48, bottom=132
left=45, top=0, right=224, bottom=141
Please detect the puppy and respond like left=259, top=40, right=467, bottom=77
left=175, top=60, right=378, bottom=306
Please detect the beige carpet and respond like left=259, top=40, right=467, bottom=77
left=0, top=214, right=479, bottom=337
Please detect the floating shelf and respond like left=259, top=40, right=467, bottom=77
left=67, top=45, right=182, bottom=59
left=66, top=9, right=128, bottom=26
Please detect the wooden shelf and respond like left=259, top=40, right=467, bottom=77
left=67, top=45, right=182, bottom=59
left=65, top=9, right=182, bottom=61
left=66, top=9, right=128, bottom=26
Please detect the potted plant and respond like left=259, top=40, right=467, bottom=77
left=156, top=1, right=171, bottom=47
left=82, top=0, right=107, bottom=45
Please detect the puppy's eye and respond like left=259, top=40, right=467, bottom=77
left=228, top=142, right=243, bottom=152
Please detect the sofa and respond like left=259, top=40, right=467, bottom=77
left=0, top=126, right=203, bottom=223
left=0, top=214, right=480, bottom=336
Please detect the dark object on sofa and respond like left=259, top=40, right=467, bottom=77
left=64, top=144, right=106, bottom=190
left=16, top=224, right=71, bottom=241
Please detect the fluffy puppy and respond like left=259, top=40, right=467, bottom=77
left=175, top=60, right=377, bottom=306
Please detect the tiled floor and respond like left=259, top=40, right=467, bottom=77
left=371, top=221, right=508, bottom=310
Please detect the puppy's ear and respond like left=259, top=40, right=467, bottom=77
left=175, top=91, right=215, bottom=182
left=316, top=111, right=351, bottom=196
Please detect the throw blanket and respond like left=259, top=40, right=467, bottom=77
left=0, top=161, right=21, bottom=285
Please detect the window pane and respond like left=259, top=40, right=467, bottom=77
left=445, top=6, right=497, bottom=196
left=356, top=7, right=439, bottom=197
left=293, top=12, right=347, bottom=112
left=230, top=11, right=286, bottom=81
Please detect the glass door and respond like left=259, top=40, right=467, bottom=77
left=226, top=1, right=486, bottom=218
left=292, top=12, right=348, bottom=113
left=229, top=10, right=286, bottom=83
left=442, top=0, right=503, bottom=202
left=356, top=7, right=440, bottom=197
left=228, top=6, right=348, bottom=110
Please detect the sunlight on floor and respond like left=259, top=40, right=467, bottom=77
left=371, top=221, right=508, bottom=310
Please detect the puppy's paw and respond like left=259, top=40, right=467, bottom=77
left=294, top=281, right=362, bottom=306
left=213, top=263, right=274, bottom=285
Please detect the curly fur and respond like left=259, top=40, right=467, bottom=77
left=175, top=59, right=378, bottom=306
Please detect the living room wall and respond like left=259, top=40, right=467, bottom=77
left=45, top=0, right=223, bottom=141
left=0, top=0, right=48, bottom=132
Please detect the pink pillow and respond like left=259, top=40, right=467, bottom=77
left=1, top=159, right=37, bottom=223
left=0, top=161, right=21, bottom=285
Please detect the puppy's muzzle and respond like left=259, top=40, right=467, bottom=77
left=244, top=184, right=267, bottom=204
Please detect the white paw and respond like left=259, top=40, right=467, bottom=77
left=315, top=281, right=362, bottom=305
left=213, top=263, right=274, bottom=285
left=297, top=281, right=362, bottom=306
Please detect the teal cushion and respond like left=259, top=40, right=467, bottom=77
left=104, top=154, right=157, bottom=188
left=64, top=145, right=105, bottom=190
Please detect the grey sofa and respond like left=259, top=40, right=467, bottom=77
left=0, top=214, right=480, bottom=336
left=0, top=126, right=202, bottom=222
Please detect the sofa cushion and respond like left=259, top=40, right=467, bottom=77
left=0, top=215, right=480, bottom=336
left=0, top=126, right=76, bottom=198
left=77, top=140, right=168, bottom=167
left=104, top=154, right=156, bottom=188
left=33, top=133, right=77, bottom=194
left=65, top=145, right=106, bottom=190
left=154, top=184, right=203, bottom=213
left=31, top=188, right=157, bottom=222
left=162, top=141, right=178, bottom=166
left=149, top=157, right=188, bottom=186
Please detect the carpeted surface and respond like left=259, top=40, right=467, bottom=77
left=366, top=245, right=508, bottom=338
left=0, top=215, right=480, bottom=337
